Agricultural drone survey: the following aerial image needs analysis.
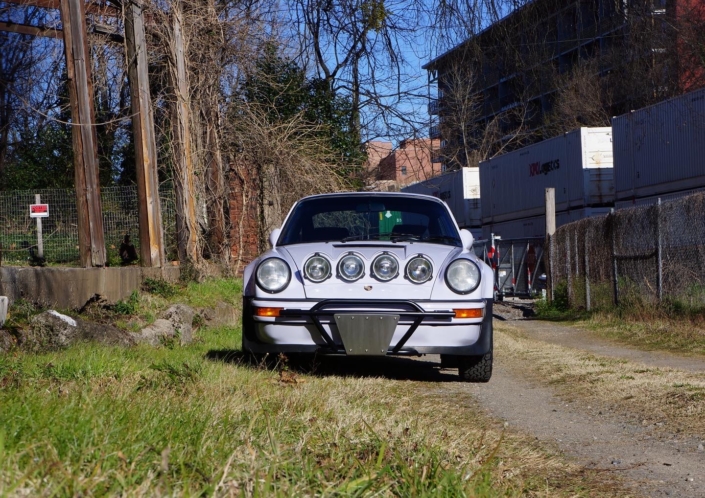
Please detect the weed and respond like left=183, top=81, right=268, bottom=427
left=142, top=278, right=179, bottom=299
left=113, top=291, right=139, bottom=315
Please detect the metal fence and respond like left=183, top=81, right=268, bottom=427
left=550, top=192, right=705, bottom=310
left=0, top=186, right=177, bottom=266
left=473, top=237, right=546, bottom=298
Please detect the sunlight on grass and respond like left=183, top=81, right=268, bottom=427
left=0, top=279, right=628, bottom=496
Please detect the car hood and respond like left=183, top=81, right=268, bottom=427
left=280, top=242, right=460, bottom=300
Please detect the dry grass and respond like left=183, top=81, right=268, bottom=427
left=496, top=322, right=705, bottom=436
left=578, top=311, right=705, bottom=356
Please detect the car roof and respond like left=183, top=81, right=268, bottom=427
left=298, top=191, right=446, bottom=205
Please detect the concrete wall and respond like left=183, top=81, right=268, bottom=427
left=0, top=266, right=180, bottom=310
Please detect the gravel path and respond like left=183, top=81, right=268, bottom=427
left=473, top=302, right=705, bottom=497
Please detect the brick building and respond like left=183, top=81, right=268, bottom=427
left=365, top=138, right=441, bottom=190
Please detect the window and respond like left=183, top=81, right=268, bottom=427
left=401, top=166, right=407, bottom=176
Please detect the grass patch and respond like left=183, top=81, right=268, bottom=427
left=535, top=281, right=705, bottom=356
left=0, top=286, right=628, bottom=496
left=496, top=322, right=705, bottom=437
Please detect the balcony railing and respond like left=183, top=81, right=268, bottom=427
left=428, top=99, right=440, bottom=115
left=430, top=125, right=441, bottom=139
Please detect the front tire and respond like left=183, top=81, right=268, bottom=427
left=457, top=351, right=493, bottom=382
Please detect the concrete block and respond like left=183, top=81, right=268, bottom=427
left=0, top=296, right=7, bottom=328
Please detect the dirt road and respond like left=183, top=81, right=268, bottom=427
left=306, top=303, right=705, bottom=497
left=475, top=302, right=705, bottom=497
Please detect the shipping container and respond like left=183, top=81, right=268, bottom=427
left=401, top=167, right=482, bottom=230
left=479, top=127, right=614, bottom=229
left=613, top=87, right=705, bottom=203
left=615, top=186, right=705, bottom=210
left=481, top=207, right=611, bottom=240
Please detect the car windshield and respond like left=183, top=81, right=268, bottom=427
left=278, top=195, right=461, bottom=247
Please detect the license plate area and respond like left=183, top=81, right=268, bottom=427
left=334, top=314, right=399, bottom=355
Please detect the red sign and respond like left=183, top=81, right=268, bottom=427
left=30, top=204, right=49, bottom=218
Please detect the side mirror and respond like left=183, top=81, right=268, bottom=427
left=459, top=229, right=474, bottom=250
left=269, top=228, right=281, bottom=248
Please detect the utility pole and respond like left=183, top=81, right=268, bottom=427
left=59, top=0, right=106, bottom=267
left=545, top=188, right=556, bottom=302
left=125, top=0, right=165, bottom=267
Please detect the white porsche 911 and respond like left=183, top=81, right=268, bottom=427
left=241, top=192, right=494, bottom=382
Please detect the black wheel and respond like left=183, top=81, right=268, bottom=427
left=457, top=351, right=493, bottom=382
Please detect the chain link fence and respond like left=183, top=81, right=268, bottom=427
left=0, top=186, right=177, bottom=266
left=550, top=192, right=705, bottom=310
left=473, top=237, right=546, bottom=298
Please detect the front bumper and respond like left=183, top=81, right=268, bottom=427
left=242, top=298, right=493, bottom=356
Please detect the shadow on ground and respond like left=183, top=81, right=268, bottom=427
left=205, top=349, right=460, bottom=382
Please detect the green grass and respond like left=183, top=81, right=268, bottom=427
left=0, top=279, right=628, bottom=496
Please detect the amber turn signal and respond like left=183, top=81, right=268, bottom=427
left=254, top=307, right=282, bottom=317
left=453, top=308, right=483, bottom=319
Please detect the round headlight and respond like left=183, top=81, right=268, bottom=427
left=406, top=256, right=433, bottom=284
left=445, top=259, right=482, bottom=294
left=256, top=258, right=291, bottom=293
left=372, top=253, right=399, bottom=281
left=304, top=254, right=331, bottom=282
left=338, top=254, right=364, bottom=282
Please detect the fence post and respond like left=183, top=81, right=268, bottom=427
left=510, top=242, right=515, bottom=298
left=545, top=188, right=556, bottom=303
left=584, top=227, right=591, bottom=311
left=566, top=231, right=572, bottom=306
left=35, top=194, right=44, bottom=260
left=657, top=198, right=663, bottom=303
left=611, top=208, right=619, bottom=307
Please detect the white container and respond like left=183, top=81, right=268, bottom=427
left=401, top=167, right=482, bottom=229
left=613, top=88, right=705, bottom=203
left=480, top=127, right=614, bottom=225
left=481, top=207, right=612, bottom=240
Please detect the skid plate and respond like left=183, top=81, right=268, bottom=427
left=334, top=314, right=399, bottom=355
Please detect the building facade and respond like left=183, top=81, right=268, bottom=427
left=424, top=0, right=705, bottom=170
left=365, top=138, right=441, bottom=190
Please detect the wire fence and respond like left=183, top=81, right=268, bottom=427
left=549, top=192, right=705, bottom=310
left=0, top=186, right=177, bottom=266
left=473, top=237, right=546, bottom=298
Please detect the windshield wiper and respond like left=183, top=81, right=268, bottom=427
left=390, top=233, right=422, bottom=243
left=423, top=235, right=462, bottom=244
left=341, top=234, right=382, bottom=242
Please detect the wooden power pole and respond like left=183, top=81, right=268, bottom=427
left=125, top=0, right=165, bottom=267
left=59, top=0, right=106, bottom=267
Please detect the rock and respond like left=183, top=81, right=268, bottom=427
left=698, top=444, right=704, bottom=452
left=161, top=304, right=195, bottom=344
left=1, top=329, right=18, bottom=353
left=138, top=319, right=175, bottom=346
left=25, top=310, right=135, bottom=352
left=0, top=296, right=8, bottom=329
left=198, top=302, right=238, bottom=327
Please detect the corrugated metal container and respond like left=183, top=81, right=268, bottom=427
left=480, top=127, right=614, bottom=225
left=615, top=186, right=705, bottom=210
left=613, top=87, right=705, bottom=202
left=481, top=208, right=612, bottom=240
left=401, top=168, right=482, bottom=229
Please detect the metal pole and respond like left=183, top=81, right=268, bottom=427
left=657, top=198, right=663, bottom=302
left=611, top=208, right=619, bottom=307
left=584, top=227, right=591, bottom=311
left=566, top=230, right=572, bottom=307
left=510, top=242, right=515, bottom=298
left=35, top=194, right=44, bottom=259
